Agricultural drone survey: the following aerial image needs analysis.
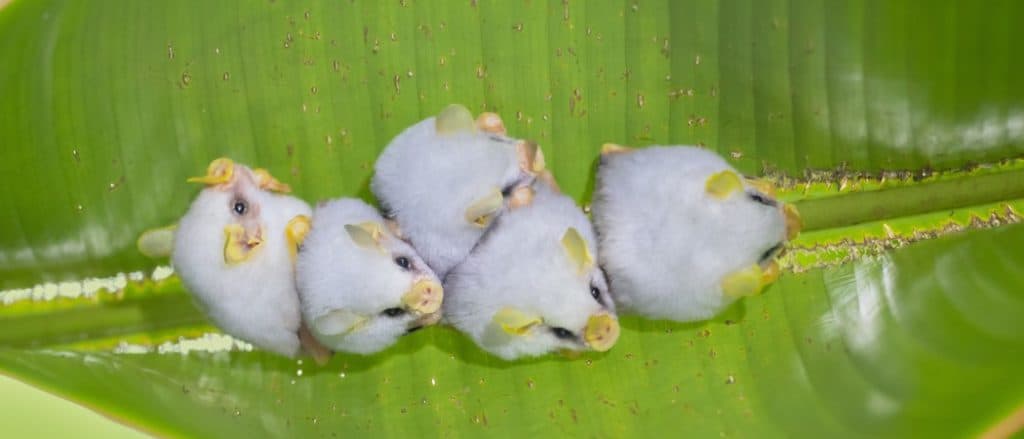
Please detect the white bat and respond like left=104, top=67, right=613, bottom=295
left=592, top=144, right=802, bottom=322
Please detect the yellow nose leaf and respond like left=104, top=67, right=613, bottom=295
left=436, top=104, right=476, bottom=134
left=583, top=313, right=620, bottom=352
left=516, top=141, right=546, bottom=174
left=492, top=307, right=542, bottom=336
left=721, top=264, right=768, bottom=298
left=561, top=227, right=594, bottom=274
left=401, top=280, right=444, bottom=316
left=187, top=157, right=234, bottom=186
left=252, top=168, right=292, bottom=193
left=223, top=224, right=262, bottom=264
left=761, top=260, right=781, bottom=286
left=706, top=170, right=744, bottom=199
left=286, top=215, right=311, bottom=262
left=507, top=186, right=535, bottom=209
left=783, top=203, right=803, bottom=240
left=464, top=189, right=504, bottom=228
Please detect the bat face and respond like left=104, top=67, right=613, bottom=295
left=296, top=199, right=443, bottom=355
left=593, top=145, right=802, bottom=322
left=172, top=158, right=311, bottom=357
left=371, top=105, right=545, bottom=278
left=444, top=186, right=620, bottom=360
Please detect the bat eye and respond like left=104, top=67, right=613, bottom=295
left=394, top=256, right=412, bottom=270
left=550, top=327, right=575, bottom=340
left=590, top=285, right=601, bottom=301
left=382, top=307, right=406, bottom=317
left=747, top=192, right=778, bottom=207
left=232, top=200, right=248, bottom=215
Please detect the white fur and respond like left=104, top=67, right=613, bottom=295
left=172, top=165, right=311, bottom=357
left=592, top=146, right=787, bottom=321
left=444, top=185, right=616, bottom=360
left=296, top=198, right=441, bottom=355
left=371, top=116, right=533, bottom=278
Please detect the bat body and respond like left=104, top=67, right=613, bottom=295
left=173, top=159, right=311, bottom=356
left=445, top=185, right=620, bottom=360
left=296, top=198, right=443, bottom=355
left=371, top=105, right=544, bottom=278
left=593, top=145, right=801, bottom=322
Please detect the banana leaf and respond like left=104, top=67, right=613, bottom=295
left=0, top=0, right=1022, bottom=437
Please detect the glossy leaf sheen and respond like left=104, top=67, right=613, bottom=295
left=1, top=0, right=1023, bottom=437
left=3, top=224, right=1023, bottom=437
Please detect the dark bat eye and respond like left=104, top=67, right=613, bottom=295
left=394, top=256, right=411, bottom=270
left=550, top=327, right=575, bottom=340
left=382, top=307, right=406, bottom=317
left=590, top=285, right=601, bottom=301
left=747, top=192, right=778, bottom=207
left=232, top=200, right=248, bottom=215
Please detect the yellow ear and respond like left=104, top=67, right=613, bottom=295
left=344, top=222, right=384, bottom=251
left=600, top=143, right=634, bottom=155
left=314, top=309, right=369, bottom=336
left=705, top=170, right=744, bottom=199
left=252, top=168, right=292, bottom=193
left=435, top=104, right=477, bottom=134
left=187, top=157, right=234, bottom=185
left=286, top=215, right=311, bottom=262
left=721, top=263, right=780, bottom=299
left=492, top=307, right=542, bottom=336
left=464, top=189, right=504, bottom=228
left=561, top=227, right=594, bottom=274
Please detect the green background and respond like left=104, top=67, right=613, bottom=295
left=0, top=0, right=1022, bottom=437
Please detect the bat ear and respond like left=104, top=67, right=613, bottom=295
left=720, top=261, right=780, bottom=298
left=705, top=170, right=744, bottom=199
left=560, top=227, right=594, bottom=274
left=600, top=143, right=634, bottom=155
left=187, top=157, right=234, bottom=186
left=251, top=168, right=292, bottom=193
left=286, top=215, right=311, bottom=261
left=476, top=112, right=506, bottom=134
left=435, top=104, right=477, bottom=134
left=492, top=307, right=542, bottom=336
left=345, top=222, right=384, bottom=251
left=137, top=224, right=176, bottom=258
left=314, top=309, right=369, bottom=336
left=516, top=140, right=546, bottom=174
left=464, top=189, right=504, bottom=228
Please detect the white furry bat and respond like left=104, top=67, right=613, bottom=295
left=444, top=185, right=620, bottom=360
left=592, top=144, right=802, bottom=322
left=371, top=105, right=545, bottom=278
left=296, top=198, right=443, bottom=355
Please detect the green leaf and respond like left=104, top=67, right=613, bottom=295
left=3, top=224, right=1022, bottom=437
left=1, top=0, right=1023, bottom=437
